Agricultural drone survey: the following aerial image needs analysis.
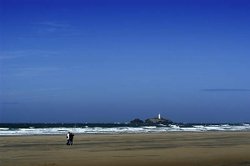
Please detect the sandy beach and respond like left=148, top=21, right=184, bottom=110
left=1, top=132, right=250, bottom=166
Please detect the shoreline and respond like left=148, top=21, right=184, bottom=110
left=1, top=129, right=250, bottom=137
left=1, top=132, right=250, bottom=166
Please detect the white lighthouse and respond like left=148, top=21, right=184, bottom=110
left=158, top=113, right=161, bottom=120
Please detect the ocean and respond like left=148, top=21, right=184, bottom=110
left=0, top=123, right=250, bottom=136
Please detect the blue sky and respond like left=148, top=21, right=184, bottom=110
left=1, top=0, right=250, bottom=123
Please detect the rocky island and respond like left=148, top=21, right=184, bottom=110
left=130, top=114, right=173, bottom=126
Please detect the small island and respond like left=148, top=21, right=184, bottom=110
left=130, top=114, right=173, bottom=126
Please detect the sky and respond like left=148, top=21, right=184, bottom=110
left=0, top=0, right=250, bottom=123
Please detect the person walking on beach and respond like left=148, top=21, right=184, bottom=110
left=69, top=132, right=74, bottom=145
left=66, top=132, right=74, bottom=145
left=66, top=132, right=70, bottom=145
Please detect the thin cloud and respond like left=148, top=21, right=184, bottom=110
left=0, top=55, right=25, bottom=60
left=202, top=89, right=250, bottom=92
left=14, top=21, right=84, bottom=38
left=36, top=21, right=72, bottom=34
left=38, top=21, right=71, bottom=29
left=0, top=88, right=71, bottom=102
left=0, top=50, right=59, bottom=61
left=1, top=102, right=19, bottom=105
left=14, top=66, right=61, bottom=77
left=1, top=65, right=62, bottom=78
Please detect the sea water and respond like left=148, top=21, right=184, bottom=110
left=0, top=123, right=250, bottom=136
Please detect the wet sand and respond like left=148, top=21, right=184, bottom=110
left=1, top=132, right=250, bottom=166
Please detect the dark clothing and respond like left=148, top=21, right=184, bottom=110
left=66, top=132, right=74, bottom=145
left=69, top=133, right=74, bottom=145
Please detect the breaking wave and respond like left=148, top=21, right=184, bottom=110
left=0, top=123, right=250, bottom=136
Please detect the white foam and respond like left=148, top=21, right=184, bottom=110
left=0, top=124, right=250, bottom=136
left=0, top=128, right=9, bottom=131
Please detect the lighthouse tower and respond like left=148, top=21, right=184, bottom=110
left=158, top=114, right=161, bottom=120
